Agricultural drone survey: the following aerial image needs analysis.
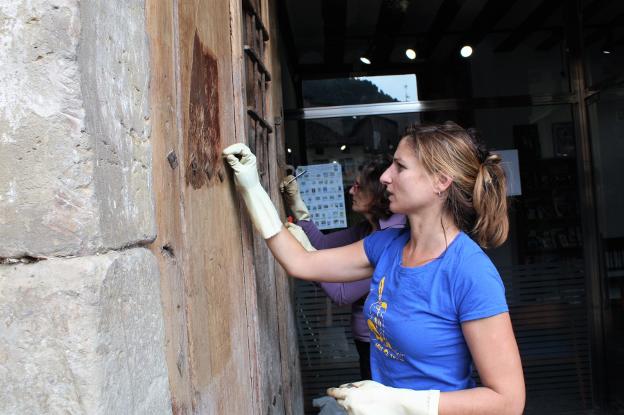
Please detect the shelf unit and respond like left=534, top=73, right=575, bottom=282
left=517, top=157, right=582, bottom=263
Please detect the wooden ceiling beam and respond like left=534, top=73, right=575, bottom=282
left=369, top=0, right=412, bottom=65
left=422, top=0, right=464, bottom=58
left=584, top=12, right=624, bottom=48
left=536, top=29, right=563, bottom=50
left=494, top=0, right=563, bottom=53
left=536, top=0, right=612, bottom=51
left=460, top=0, right=519, bottom=48
left=582, top=0, right=612, bottom=23
left=322, top=0, right=347, bottom=64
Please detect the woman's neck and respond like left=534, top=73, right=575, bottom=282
left=404, top=210, right=459, bottom=258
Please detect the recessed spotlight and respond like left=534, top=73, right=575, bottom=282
left=603, top=49, right=611, bottom=54
left=360, top=56, right=371, bottom=65
left=460, top=45, right=473, bottom=58
left=405, top=48, right=417, bottom=60
left=287, top=148, right=292, bottom=153
left=340, top=145, right=347, bottom=151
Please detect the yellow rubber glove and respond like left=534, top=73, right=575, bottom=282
left=327, top=380, right=439, bottom=415
left=223, top=143, right=283, bottom=239
left=285, top=222, right=316, bottom=251
left=279, top=175, right=311, bottom=221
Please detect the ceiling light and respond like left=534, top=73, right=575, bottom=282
left=405, top=48, right=416, bottom=60
left=460, top=45, right=473, bottom=58
left=287, top=148, right=292, bottom=153
left=340, top=145, right=347, bottom=151
left=360, top=56, right=371, bottom=65
left=603, top=49, right=611, bottom=54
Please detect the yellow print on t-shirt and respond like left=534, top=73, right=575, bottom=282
left=367, top=277, right=405, bottom=361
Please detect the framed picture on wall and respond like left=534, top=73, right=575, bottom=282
left=552, top=122, right=575, bottom=158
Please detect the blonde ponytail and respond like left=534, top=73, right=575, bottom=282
left=472, top=153, right=508, bottom=248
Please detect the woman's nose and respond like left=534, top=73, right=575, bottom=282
left=380, top=167, right=391, bottom=185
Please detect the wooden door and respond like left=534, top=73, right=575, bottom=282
left=147, top=0, right=302, bottom=413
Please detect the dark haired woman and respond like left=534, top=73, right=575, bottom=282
left=280, top=157, right=405, bottom=380
left=223, top=121, right=525, bottom=415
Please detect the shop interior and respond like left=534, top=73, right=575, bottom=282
left=276, top=0, right=624, bottom=413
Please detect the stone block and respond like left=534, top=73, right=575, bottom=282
left=0, top=248, right=172, bottom=414
left=0, top=0, right=155, bottom=258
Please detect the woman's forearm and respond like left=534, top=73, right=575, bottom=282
left=439, top=386, right=525, bottom=415
left=298, top=220, right=368, bottom=250
left=266, top=228, right=373, bottom=283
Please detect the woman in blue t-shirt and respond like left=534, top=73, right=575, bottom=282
left=223, top=121, right=525, bottom=415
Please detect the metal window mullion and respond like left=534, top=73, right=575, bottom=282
left=284, top=94, right=580, bottom=120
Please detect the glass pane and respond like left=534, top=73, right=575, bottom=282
left=587, top=87, right=624, bottom=410
left=302, top=74, right=418, bottom=107
left=473, top=105, right=582, bottom=265
left=468, top=30, right=570, bottom=98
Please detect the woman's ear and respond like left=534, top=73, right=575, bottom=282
left=434, top=174, right=453, bottom=193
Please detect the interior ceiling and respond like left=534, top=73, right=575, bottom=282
left=281, top=0, right=624, bottom=77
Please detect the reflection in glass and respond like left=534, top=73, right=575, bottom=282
left=302, top=74, right=417, bottom=107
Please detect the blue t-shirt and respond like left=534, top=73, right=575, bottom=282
left=363, top=228, right=508, bottom=391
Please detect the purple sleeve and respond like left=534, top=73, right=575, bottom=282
left=297, top=220, right=369, bottom=249
left=296, top=220, right=372, bottom=305
left=319, top=278, right=371, bottom=306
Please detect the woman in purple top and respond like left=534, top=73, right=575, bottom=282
left=280, top=157, right=405, bottom=379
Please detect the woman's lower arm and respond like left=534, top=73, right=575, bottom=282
left=267, top=230, right=373, bottom=283
left=439, top=386, right=525, bottom=415
left=267, top=228, right=316, bottom=279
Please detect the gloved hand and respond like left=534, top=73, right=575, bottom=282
left=285, top=222, right=316, bottom=251
left=223, top=143, right=283, bottom=239
left=279, top=174, right=311, bottom=221
left=327, top=380, right=439, bottom=415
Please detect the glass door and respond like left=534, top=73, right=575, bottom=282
left=285, top=101, right=593, bottom=414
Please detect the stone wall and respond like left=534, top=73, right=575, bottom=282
left=0, top=0, right=171, bottom=413
left=0, top=0, right=154, bottom=258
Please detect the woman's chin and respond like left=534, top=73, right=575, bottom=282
left=388, top=202, right=404, bottom=214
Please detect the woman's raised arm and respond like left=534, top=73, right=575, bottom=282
left=267, top=229, right=372, bottom=282
left=223, top=143, right=373, bottom=283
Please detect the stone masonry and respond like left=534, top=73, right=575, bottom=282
left=0, top=250, right=171, bottom=414
left=0, top=0, right=172, bottom=413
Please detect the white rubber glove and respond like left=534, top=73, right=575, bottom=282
left=223, top=143, right=283, bottom=239
left=279, top=175, right=311, bottom=221
left=285, top=222, right=316, bottom=251
left=327, top=380, right=440, bottom=415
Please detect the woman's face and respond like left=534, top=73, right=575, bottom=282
left=349, top=176, right=374, bottom=214
left=380, top=138, right=438, bottom=214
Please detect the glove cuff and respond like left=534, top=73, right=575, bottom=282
left=397, top=389, right=440, bottom=415
left=289, top=195, right=311, bottom=221
left=241, top=183, right=283, bottom=239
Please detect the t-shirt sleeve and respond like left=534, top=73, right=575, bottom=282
left=363, top=228, right=402, bottom=267
left=454, top=252, right=509, bottom=322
